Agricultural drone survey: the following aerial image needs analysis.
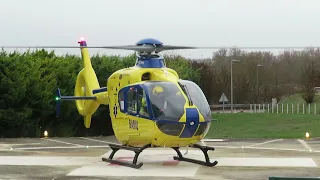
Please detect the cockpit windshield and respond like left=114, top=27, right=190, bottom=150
left=178, top=80, right=211, bottom=121
left=143, top=81, right=186, bottom=121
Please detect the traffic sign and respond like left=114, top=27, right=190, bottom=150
left=219, top=93, right=228, bottom=103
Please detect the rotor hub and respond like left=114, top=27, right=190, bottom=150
left=136, top=38, right=163, bottom=46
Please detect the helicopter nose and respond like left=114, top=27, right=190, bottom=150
left=179, top=108, right=199, bottom=138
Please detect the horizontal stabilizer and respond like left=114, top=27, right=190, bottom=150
left=55, top=88, right=96, bottom=117
left=58, top=96, right=97, bottom=100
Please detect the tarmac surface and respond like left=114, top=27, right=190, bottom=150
left=0, top=136, right=320, bottom=180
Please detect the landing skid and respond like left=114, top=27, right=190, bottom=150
left=102, top=143, right=151, bottom=169
left=172, top=144, right=218, bottom=167
left=102, top=143, right=218, bottom=169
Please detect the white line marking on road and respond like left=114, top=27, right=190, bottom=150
left=247, top=139, right=283, bottom=147
left=297, top=139, right=313, bottom=152
left=79, top=137, right=120, bottom=145
left=0, top=156, right=98, bottom=166
left=214, top=157, right=317, bottom=167
left=41, top=138, right=84, bottom=147
left=212, top=145, right=320, bottom=153
left=0, top=143, right=41, bottom=146
left=202, top=139, right=225, bottom=142
left=13, top=145, right=110, bottom=150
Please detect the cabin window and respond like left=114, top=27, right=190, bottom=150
left=127, top=88, right=138, bottom=114
left=118, top=91, right=125, bottom=112
left=137, top=88, right=149, bottom=118
left=120, top=85, right=150, bottom=118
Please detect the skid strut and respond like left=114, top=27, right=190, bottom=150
left=172, top=144, right=218, bottom=167
left=102, top=143, right=217, bottom=169
left=102, top=143, right=151, bottom=169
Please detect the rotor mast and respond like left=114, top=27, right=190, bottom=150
left=134, top=38, right=166, bottom=68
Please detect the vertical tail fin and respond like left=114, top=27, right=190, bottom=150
left=55, top=37, right=109, bottom=128
left=75, top=37, right=101, bottom=128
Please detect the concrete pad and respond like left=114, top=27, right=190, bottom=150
left=202, top=139, right=226, bottom=142
left=0, top=156, right=98, bottom=166
left=303, top=140, right=320, bottom=152
left=205, top=141, right=262, bottom=147
left=215, top=157, right=317, bottom=167
left=67, top=149, right=318, bottom=178
left=251, top=139, right=306, bottom=150
left=43, top=137, right=116, bottom=147
left=0, top=137, right=320, bottom=179
left=68, top=149, right=202, bottom=177
left=67, top=161, right=200, bottom=177
left=79, top=136, right=120, bottom=144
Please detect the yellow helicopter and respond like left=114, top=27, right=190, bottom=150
left=5, top=37, right=217, bottom=169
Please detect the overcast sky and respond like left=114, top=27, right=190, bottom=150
left=1, top=0, right=319, bottom=58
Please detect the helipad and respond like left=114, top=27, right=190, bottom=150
left=0, top=136, right=319, bottom=179
left=67, top=149, right=317, bottom=177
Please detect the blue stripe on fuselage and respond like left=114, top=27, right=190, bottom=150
left=179, top=108, right=199, bottom=138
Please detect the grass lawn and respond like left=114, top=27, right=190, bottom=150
left=205, top=113, right=320, bottom=139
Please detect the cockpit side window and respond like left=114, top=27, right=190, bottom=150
left=178, top=80, right=211, bottom=121
left=121, top=85, right=150, bottom=118
left=127, top=88, right=138, bottom=114
left=144, top=81, right=186, bottom=121
left=137, top=88, right=150, bottom=118
left=118, top=90, right=125, bottom=112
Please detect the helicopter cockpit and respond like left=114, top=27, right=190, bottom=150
left=118, top=80, right=211, bottom=122
left=143, top=81, right=186, bottom=121
left=177, top=79, right=211, bottom=121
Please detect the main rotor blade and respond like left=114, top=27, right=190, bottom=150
left=1, top=45, right=318, bottom=50
left=0, top=46, right=86, bottom=48
left=0, top=45, right=198, bottom=53
left=194, top=46, right=319, bottom=49
left=101, top=45, right=198, bottom=52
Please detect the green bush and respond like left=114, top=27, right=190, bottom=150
left=1, top=47, right=320, bottom=137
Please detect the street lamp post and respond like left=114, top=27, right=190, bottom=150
left=231, top=59, right=240, bottom=113
left=256, top=64, right=263, bottom=103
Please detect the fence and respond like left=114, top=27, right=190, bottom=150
left=211, top=103, right=319, bottom=114
left=250, top=103, right=318, bottom=114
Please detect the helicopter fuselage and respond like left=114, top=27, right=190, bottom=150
left=106, top=55, right=212, bottom=147
left=51, top=38, right=218, bottom=168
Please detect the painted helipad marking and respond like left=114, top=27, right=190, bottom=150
left=297, top=139, right=313, bottom=152
left=42, top=138, right=84, bottom=147
left=215, top=157, right=317, bottom=167
left=213, top=145, right=320, bottom=153
left=68, top=149, right=202, bottom=177
left=68, top=161, right=199, bottom=177
left=67, top=148, right=317, bottom=177
left=247, top=139, right=283, bottom=147
left=202, top=139, right=225, bottom=142
left=13, top=145, right=110, bottom=150
left=0, top=143, right=41, bottom=146
left=79, top=137, right=120, bottom=145
left=0, top=156, right=98, bottom=166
